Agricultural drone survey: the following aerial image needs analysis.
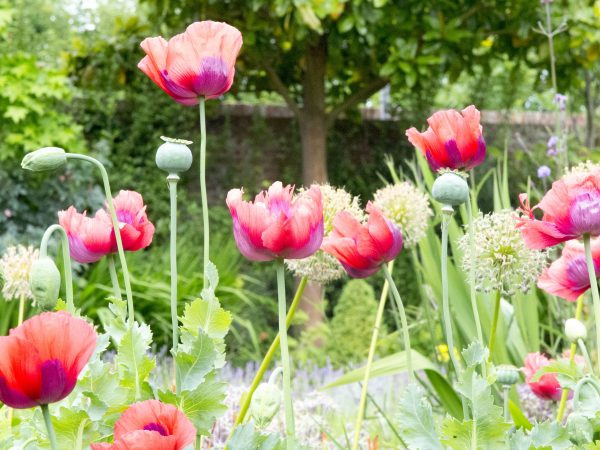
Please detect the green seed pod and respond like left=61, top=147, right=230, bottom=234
left=29, top=257, right=61, bottom=311
left=566, top=412, right=593, bottom=445
left=156, top=136, right=193, bottom=174
left=496, top=365, right=520, bottom=386
left=21, top=147, right=67, bottom=172
left=249, top=382, right=281, bottom=428
left=565, top=318, right=587, bottom=342
left=432, top=172, right=469, bottom=206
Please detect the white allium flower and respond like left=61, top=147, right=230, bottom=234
left=458, top=210, right=546, bottom=296
left=567, top=160, right=600, bottom=175
left=0, top=245, right=39, bottom=301
left=286, top=184, right=364, bottom=284
left=372, top=182, right=432, bottom=247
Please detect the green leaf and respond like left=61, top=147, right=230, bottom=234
left=462, top=341, right=488, bottom=368
left=509, top=421, right=572, bottom=450
left=181, top=297, right=232, bottom=339
left=175, top=330, right=216, bottom=391
left=424, top=369, right=463, bottom=420
left=509, top=400, right=532, bottom=430
left=116, top=321, right=155, bottom=389
left=397, top=384, right=444, bottom=450
left=228, top=422, right=285, bottom=450
left=53, top=407, right=97, bottom=450
left=4, top=105, right=28, bottom=122
left=530, top=360, right=580, bottom=383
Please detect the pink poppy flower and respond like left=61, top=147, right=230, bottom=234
left=91, top=400, right=196, bottom=450
left=518, top=169, right=600, bottom=249
left=538, top=238, right=600, bottom=301
left=322, top=202, right=403, bottom=278
left=138, top=21, right=243, bottom=105
left=102, top=190, right=155, bottom=252
left=523, top=352, right=562, bottom=401
left=405, top=105, right=486, bottom=171
left=59, top=207, right=113, bottom=263
left=226, top=182, right=324, bottom=261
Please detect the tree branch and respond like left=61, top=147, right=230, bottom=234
left=326, top=77, right=389, bottom=127
left=264, top=65, right=302, bottom=118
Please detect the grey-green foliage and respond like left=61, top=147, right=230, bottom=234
left=327, top=279, right=385, bottom=367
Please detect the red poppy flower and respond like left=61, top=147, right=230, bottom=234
left=0, top=311, right=97, bottom=409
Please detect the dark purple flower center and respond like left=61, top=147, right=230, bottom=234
left=143, top=422, right=169, bottom=436
left=117, top=210, right=134, bottom=225
left=569, top=191, right=600, bottom=235
left=566, top=257, right=591, bottom=290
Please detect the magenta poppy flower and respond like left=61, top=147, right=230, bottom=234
left=518, top=169, right=600, bottom=249
left=322, top=202, right=403, bottom=278
left=406, top=105, right=486, bottom=171
left=538, top=238, right=600, bottom=301
left=138, top=21, right=243, bottom=105
left=522, top=352, right=562, bottom=401
left=226, top=182, right=324, bottom=261
left=59, top=207, right=113, bottom=263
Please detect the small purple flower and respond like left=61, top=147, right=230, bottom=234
left=537, top=165, right=551, bottom=179
left=554, top=93, right=567, bottom=111
left=547, top=136, right=558, bottom=156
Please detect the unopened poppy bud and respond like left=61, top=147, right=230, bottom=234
left=21, top=147, right=67, bottom=172
left=156, top=136, right=193, bottom=174
left=566, top=412, right=593, bottom=445
left=432, top=172, right=469, bottom=206
left=496, top=365, right=519, bottom=386
left=249, top=382, right=281, bottom=428
left=565, top=318, right=587, bottom=342
left=29, top=257, right=61, bottom=311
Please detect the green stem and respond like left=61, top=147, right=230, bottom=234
left=352, top=260, right=393, bottom=450
left=544, top=2, right=557, bottom=95
left=410, top=248, right=438, bottom=365
left=503, top=386, right=510, bottom=422
left=583, top=233, right=600, bottom=374
left=17, top=294, right=25, bottom=326
left=168, top=174, right=181, bottom=395
left=66, top=153, right=134, bottom=324
left=40, top=224, right=74, bottom=313
left=577, top=339, right=595, bottom=374
left=107, top=254, right=122, bottom=299
left=276, top=259, right=295, bottom=445
left=41, top=404, right=58, bottom=450
left=199, top=97, right=209, bottom=284
left=228, top=277, right=307, bottom=437
left=466, top=195, right=484, bottom=348
left=488, top=290, right=502, bottom=362
left=382, top=263, right=413, bottom=381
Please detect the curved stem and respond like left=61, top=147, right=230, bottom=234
left=276, top=259, right=295, bottom=445
left=577, top=339, right=595, bottom=373
left=573, top=376, right=600, bottom=408
left=65, top=153, right=134, bottom=324
left=488, top=291, right=502, bottom=363
left=40, top=224, right=74, bottom=313
left=583, top=233, right=600, bottom=374
left=199, top=97, right=209, bottom=283
left=107, top=255, right=122, bottom=299
left=168, top=174, right=181, bottom=395
left=352, top=260, right=393, bottom=450
left=382, top=263, right=413, bottom=380
left=466, top=195, right=484, bottom=349
left=41, top=404, right=58, bottom=450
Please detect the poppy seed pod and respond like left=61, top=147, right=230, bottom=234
left=29, top=257, right=61, bottom=310
left=565, top=318, right=587, bottom=342
left=432, top=172, right=469, bottom=206
left=156, top=136, right=193, bottom=174
left=496, top=365, right=519, bottom=386
left=21, top=147, right=67, bottom=172
left=249, top=382, right=282, bottom=428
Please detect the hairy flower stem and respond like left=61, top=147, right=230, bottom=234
left=168, top=174, right=181, bottom=395
left=107, top=255, right=122, bottom=299
left=353, top=260, right=394, bottom=450
left=556, top=294, right=584, bottom=422
left=228, top=276, right=307, bottom=438
left=276, top=259, right=295, bottom=446
left=40, top=224, right=74, bottom=313
left=382, top=263, right=413, bottom=380
left=66, top=154, right=134, bottom=324
left=466, top=195, right=484, bottom=351
left=41, top=404, right=58, bottom=450
left=199, top=97, right=210, bottom=284
left=488, top=291, right=502, bottom=363
left=583, top=233, right=600, bottom=374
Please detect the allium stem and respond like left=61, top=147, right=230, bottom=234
left=198, top=97, right=210, bottom=284
left=41, top=404, right=58, bottom=450
left=352, top=260, right=393, bottom=450
left=583, top=233, right=600, bottom=374
left=411, top=248, right=438, bottom=365
left=66, top=153, right=134, bottom=324
left=168, top=174, right=181, bottom=395
left=466, top=195, right=484, bottom=350
left=107, top=254, right=122, bottom=299
left=556, top=294, right=584, bottom=422
left=40, top=224, right=74, bottom=313
left=228, top=276, right=307, bottom=437
left=17, top=294, right=25, bottom=325
left=488, top=290, right=502, bottom=362
left=276, top=259, right=295, bottom=445
left=382, top=263, right=413, bottom=380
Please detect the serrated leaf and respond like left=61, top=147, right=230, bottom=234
left=53, top=407, right=97, bottom=450
left=228, top=422, right=285, bottom=450
left=204, top=260, right=219, bottom=291
left=175, top=330, right=216, bottom=391
left=462, top=342, right=488, bottom=368
left=530, top=360, right=580, bottom=383
left=116, top=321, right=155, bottom=389
left=509, top=421, right=571, bottom=450
left=397, top=384, right=443, bottom=450
left=180, top=297, right=232, bottom=339
left=4, top=105, right=28, bottom=122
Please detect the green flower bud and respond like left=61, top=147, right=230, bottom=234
left=156, top=136, right=193, bottom=174
left=21, top=147, right=67, bottom=172
left=496, top=365, right=520, bottom=386
left=29, top=257, right=61, bottom=311
left=565, top=318, right=587, bottom=342
left=566, top=412, right=593, bottom=445
left=249, top=382, right=281, bottom=428
left=432, top=172, right=469, bottom=206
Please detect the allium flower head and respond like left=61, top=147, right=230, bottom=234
left=537, top=166, right=551, bottom=179
left=459, top=210, right=547, bottom=296
left=0, top=245, right=39, bottom=301
left=286, top=184, right=363, bottom=283
left=372, top=182, right=432, bottom=247
left=546, top=136, right=558, bottom=156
